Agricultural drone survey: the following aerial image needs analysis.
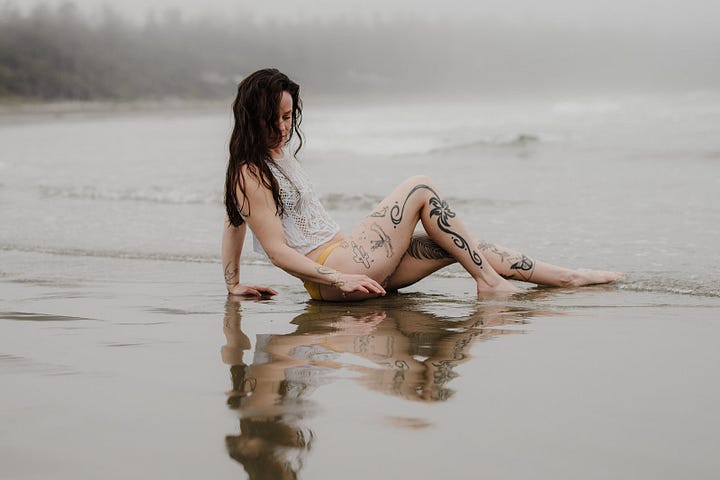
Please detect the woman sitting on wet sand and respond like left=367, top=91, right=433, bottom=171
left=221, top=68, right=622, bottom=301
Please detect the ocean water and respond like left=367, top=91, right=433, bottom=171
left=1, top=92, right=719, bottom=297
left=2, top=93, right=720, bottom=480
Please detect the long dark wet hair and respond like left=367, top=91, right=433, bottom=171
left=225, top=68, right=303, bottom=226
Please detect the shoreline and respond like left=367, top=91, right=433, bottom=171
left=0, top=97, right=229, bottom=118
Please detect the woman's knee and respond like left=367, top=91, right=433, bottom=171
left=403, top=174, right=436, bottom=188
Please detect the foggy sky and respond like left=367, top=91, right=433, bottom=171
left=16, top=0, right=720, bottom=33
left=5, top=0, right=719, bottom=97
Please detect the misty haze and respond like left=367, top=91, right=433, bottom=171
left=1, top=1, right=718, bottom=100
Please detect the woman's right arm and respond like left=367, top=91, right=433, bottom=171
left=222, top=216, right=278, bottom=297
left=239, top=167, right=385, bottom=296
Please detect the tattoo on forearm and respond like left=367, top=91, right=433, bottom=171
left=391, top=184, right=483, bottom=268
left=224, top=262, right=239, bottom=286
left=407, top=236, right=453, bottom=260
left=317, top=265, right=346, bottom=288
left=370, top=222, right=393, bottom=258
left=317, top=265, right=334, bottom=275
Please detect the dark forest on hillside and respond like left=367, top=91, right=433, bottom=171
left=1, top=2, right=717, bottom=101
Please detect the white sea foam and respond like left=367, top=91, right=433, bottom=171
left=37, top=184, right=222, bottom=205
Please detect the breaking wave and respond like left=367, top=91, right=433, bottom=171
left=38, top=184, right=222, bottom=205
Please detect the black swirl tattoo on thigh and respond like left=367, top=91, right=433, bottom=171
left=407, top=236, right=452, bottom=260
left=391, top=184, right=483, bottom=268
left=390, top=184, right=431, bottom=227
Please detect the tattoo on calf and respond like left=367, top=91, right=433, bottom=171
left=224, top=262, right=239, bottom=286
left=511, top=254, right=534, bottom=271
left=391, top=184, right=483, bottom=268
left=407, top=236, right=452, bottom=260
left=479, top=241, right=535, bottom=280
left=477, top=241, right=511, bottom=263
left=508, top=254, right=535, bottom=281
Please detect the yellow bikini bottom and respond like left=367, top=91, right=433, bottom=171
left=303, top=242, right=343, bottom=301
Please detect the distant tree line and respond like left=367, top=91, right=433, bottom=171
left=0, top=2, right=717, bottom=101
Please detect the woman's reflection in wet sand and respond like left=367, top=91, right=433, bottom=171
left=221, top=294, right=557, bottom=478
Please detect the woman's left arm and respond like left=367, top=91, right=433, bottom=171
left=222, top=217, right=278, bottom=297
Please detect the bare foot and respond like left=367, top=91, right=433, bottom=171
left=568, top=269, right=624, bottom=287
left=477, top=276, right=522, bottom=295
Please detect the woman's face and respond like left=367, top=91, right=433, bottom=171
left=275, top=91, right=293, bottom=146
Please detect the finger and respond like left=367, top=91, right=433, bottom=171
left=253, top=286, right=278, bottom=295
left=243, top=288, right=261, bottom=296
left=367, top=281, right=385, bottom=295
left=229, top=290, right=258, bottom=297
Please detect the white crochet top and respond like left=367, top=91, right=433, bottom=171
left=250, top=151, right=340, bottom=256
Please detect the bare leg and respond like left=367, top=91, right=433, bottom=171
left=323, top=175, right=518, bottom=299
left=385, top=235, right=456, bottom=290
left=476, top=241, right=623, bottom=287
left=322, top=176, right=620, bottom=300
left=385, top=235, right=622, bottom=291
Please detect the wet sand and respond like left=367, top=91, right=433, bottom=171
left=2, top=249, right=719, bottom=479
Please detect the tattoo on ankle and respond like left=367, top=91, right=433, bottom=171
left=224, top=262, right=239, bottom=286
left=407, top=236, right=452, bottom=260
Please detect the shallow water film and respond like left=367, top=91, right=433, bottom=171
left=2, top=95, right=720, bottom=478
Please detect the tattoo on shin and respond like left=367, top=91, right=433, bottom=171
left=224, top=262, right=239, bottom=286
left=407, top=236, right=452, bottom=260
left=391, top=184, right=483, bottom=268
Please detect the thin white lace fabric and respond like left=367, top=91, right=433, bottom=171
left=250, top=151, right=340, bottom=256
